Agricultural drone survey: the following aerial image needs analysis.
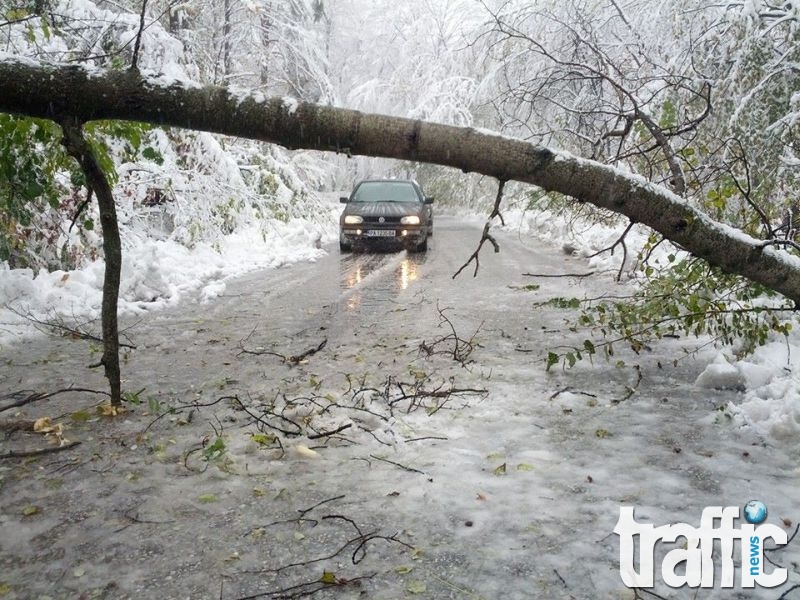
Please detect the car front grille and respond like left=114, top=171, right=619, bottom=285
left=362, top=216, right=402, bottom=224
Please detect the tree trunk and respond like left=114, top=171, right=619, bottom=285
left=59, top=119, right=122, bottom=406
left=2, top=58, right=800, bottom=304
left=222, top=0, right=232, bottom=78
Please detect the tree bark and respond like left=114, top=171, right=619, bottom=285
left=59, top=119, right=122, bottom=406
left=2, top=58, right=800, bottom=303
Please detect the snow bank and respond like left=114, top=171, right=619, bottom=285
left=499, top=205, right=667, bottom=276
left=696, top=342, right=800, bottom=440
left=500, top=200, right=800, bottom=443
left=0, top=219, right=334, bottom=349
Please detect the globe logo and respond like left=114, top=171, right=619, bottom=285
left=744, top=500, right=768, bottom=524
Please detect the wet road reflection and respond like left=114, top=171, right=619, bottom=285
left=399, top=258, right=418, bottom=290
left=339, top=250, right=428, bottom=313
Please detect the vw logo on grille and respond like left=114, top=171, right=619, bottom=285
left=378, top=217, right=385, bottom=223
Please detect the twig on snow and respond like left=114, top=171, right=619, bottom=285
left=4, top=304, right=137, bottom=349
left=0, top=440, right=81, bottom=460
left=776, top=584, right=800, bottom=600
left=298, top=495, right=346, bottom=517
left=307, top=423, right=352, bottom=440
left=523, top=271, right=596, bottom=278
left=0, top=387, right=110, bottom=413
left=238, top=337, right=327, bottom=366
left=612, top=365, right=642, bottom=404
left=368, top=454, right=426, bottom=475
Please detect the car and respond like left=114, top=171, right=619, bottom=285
left=339, top=179, right=434, bottom=252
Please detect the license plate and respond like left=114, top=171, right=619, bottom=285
left=365, top=230, right=395, bottom=237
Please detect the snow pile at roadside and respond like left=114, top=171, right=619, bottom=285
left=498, top=206, right=669, bottom=277
left=0, top=218, right=335, bottom=348
left=499, top=202, right=800, bottom=442
left=695, top=341, right=800, bottom=440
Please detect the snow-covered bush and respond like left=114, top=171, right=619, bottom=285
left=0, top=0, right=336, bottom=276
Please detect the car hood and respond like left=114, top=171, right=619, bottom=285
left=343, top=202, right=423, bottom=217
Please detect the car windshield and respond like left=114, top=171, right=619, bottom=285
left=352, top=181, right=420, bottom=203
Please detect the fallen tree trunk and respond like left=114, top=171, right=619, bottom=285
left=1, top=58, right=800, bottom=303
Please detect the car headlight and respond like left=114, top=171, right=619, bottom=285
left=344, top=215, right=363, bottom=224
left=400, top=215, right=420, bottom=225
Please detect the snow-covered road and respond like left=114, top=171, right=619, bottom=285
left=1, top=215, right=798, bottom=599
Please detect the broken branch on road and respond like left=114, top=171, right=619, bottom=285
left=0, top=440, right=81, bottom=460
left=453, top=179, right=505, bottom=278
left=0, top=386, right=110, bottom=413
left=418, top=304, right=482, bottom=367
left=523, top=271, right=596, bottom=278
left=238, top=332, right=327, bottom=366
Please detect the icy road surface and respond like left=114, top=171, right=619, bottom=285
left=1, top=216, right=798, bottom=599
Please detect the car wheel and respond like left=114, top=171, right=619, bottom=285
left=339, top=237, right=352, bottom=252
left=410, top=237, right=428, bottom=253
left=428, top=221, right=433, bottom=236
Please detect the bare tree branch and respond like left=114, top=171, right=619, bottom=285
left=130, top=0, right=148, bottom=71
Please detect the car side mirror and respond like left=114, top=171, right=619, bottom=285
left=425, top=196, right=434, bottom=204
left=339, top=196, right=349, bottom=203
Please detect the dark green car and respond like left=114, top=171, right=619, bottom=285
left=339, top=179, right=433, bottom=252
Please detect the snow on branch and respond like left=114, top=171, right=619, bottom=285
left=3, top=57, right=800, bottom=302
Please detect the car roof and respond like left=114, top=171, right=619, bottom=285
left=357, top=179, right=418, bottom=185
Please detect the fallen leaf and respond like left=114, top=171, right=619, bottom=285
left=252, top=488, right=266, bottom=497
left=0, top=583, right=11, bottom=595
left=493, top=463, right=507, bottom=476
left=197, top=494, right=217, bottom=503
left=782, top=517, right=793, bottom=527
left=97, top=403, right=127, bottom=417
left=33, top=417, right=54, bottom=433
left=21, top=505, right=40, bottom=516
left=407, top=581, right=427, bottom=594
left=395, top=565, right=413, bottom=574
left=320, top=571, right=337, bottom=584
left=516, top=463, right=534, bottom=472
left=250, top=433, right=277, bottom=446
left=595, top=428, right=611, bottom=439
left=476, top=493, right=487, bottom=501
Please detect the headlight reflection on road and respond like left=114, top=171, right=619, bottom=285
left=346, top=294, right=361, bottom=312
left=399, top=258, right=418, bottom=290
left=345, top=265, right=363, bottom=288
